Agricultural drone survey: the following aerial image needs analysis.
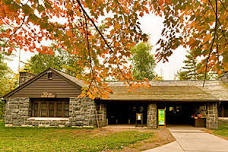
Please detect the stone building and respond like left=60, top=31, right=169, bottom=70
left=3, top=68, right=228, bottom=128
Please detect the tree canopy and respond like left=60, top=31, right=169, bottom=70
left=131, top=43, right=156, bottom=81
left=0, top=54, right=8, bottom=78
left=24, top=53, right=65, bottom=75
left=23, top=48, right=83, bottom=77
left=0, top=0, right=227, bottom=97
left=0, top=54, right=18, bottom=119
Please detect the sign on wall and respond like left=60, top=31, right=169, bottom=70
left=158, top=109, right=165, bottom=126
left=41, top=92, right=56, bottom=98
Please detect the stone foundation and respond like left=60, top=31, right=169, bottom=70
left=206, top=102, right=218, bottom=129
left=147, top=104, right=157, bottom=128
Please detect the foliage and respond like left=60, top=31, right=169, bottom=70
left=176, top=50, right=218, bottom=80
left=0, top=54, right=8, bottom=78
left=0, top=0, right=227, bottom=97
left=154, top=0, right=227, bottom=73
left=23, top=48, right=84, bottom=78
left=23, top=53, right=65, bottom=75
left=131, top=43, right=156, bottom=81
left=0, top=54, right=18, bottom=119
left=153, top=75, right=164, bottom=81
left=0, top=0, right=151, bottom=98
left=0, top=121, right=153, bottom=151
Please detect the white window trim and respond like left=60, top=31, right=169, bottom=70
left=28, top=117, right=69, bottom=121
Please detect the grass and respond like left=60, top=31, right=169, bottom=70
left=0, top=121, right=153, bottom=152
left=213, top=122, right=228, bottom=138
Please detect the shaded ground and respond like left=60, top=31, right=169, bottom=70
left=0, top=121, right=174, bottom=152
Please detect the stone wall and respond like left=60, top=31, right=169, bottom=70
left=96, top=103, right=108, bottom=127
left=206, top=102, right=218, bottom=129
left=5, top=97, right=97, bottom=127
left=4, top=97, right=30, bottom=126
left=69, top=97, right=96, bottom=127
left=147, top=104, right=157, bottom=128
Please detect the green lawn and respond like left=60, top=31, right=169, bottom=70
left=0, top=121, right=153, bottom=152
left=213, top=122, right=228, bottom=138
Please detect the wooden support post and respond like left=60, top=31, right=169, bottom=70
left=222, top=103, right=225, bottom=117
left=54, top=102, right=57, bottom=117
left=38, top=102, right=41, bottom=117
left=62, top=102, right=64, bottom=117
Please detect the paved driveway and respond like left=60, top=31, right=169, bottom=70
left=144, top=127, right=228, bottom=152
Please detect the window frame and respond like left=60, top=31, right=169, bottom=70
left=31, top=98, right=69, bottom=118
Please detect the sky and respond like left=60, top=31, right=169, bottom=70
left=6, top=13, right=188, bottom=80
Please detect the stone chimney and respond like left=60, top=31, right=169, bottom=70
left=19, top=72, right=35, bottom=85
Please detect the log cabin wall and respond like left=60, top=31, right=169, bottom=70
left=11, top=72, right=81, bottom=98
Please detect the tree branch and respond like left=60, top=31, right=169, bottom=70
left=75, top=0, right=131, bottom=85
left=207, top=0, right=228, bottom=42
left=3, top=15, right=27, bottom=49
left=218, top=0, right=228, bottom=12
left=203, top=0, right=218, bottom=87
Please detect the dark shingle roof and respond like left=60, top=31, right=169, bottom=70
left=103, top=81, right=228, bottom=101
left=3, top=68, right=228, bottom=102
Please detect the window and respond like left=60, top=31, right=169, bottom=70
left=47, top=71, right=53, bottom=80
left=31, top=99, right=69, bottom=117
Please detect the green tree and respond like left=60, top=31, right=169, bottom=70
left=24, top=53, right=65, bottom=75
left=0, top=54, right=18, bottom=119
left=176, top=50, right=218, bottom=80
left=0, top=54, right=8, bottom=78
left=131, top=43, right=156, bottom=81
left=24, top=48, right=83, bottom=77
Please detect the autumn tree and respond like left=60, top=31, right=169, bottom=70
left=131, top=42, right=156, bottom=81
left=0, top=54, right=18, bottom=119
left=154, top=0, right=227, bottom=85
left=0, top=0, right=153, bottom=98
left=0, top=0, right=227, bottom=97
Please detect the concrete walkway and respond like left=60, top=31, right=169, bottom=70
left=144, top=127, right=228, bottom=152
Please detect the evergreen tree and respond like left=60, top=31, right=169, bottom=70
left=177, top=50, right=218, bottom=80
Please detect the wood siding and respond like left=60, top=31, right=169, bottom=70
left=11, top=72, right=81, bottom=98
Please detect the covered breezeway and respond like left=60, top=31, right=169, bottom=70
left=106, top=101, right=148, bottom=125
left=157, top=102, right=207, bottom=127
